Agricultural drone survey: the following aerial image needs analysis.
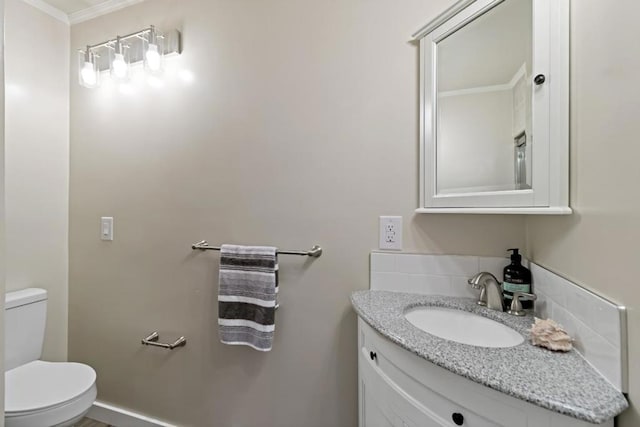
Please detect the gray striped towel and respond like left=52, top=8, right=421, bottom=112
left=218, top=244, right=278, bottom=352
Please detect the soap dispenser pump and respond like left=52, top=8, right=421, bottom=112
left=503, top=249, right=533, bottom=309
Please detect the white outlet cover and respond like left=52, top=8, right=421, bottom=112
left=101, top=217, right=114, bottom=241
left=379, top=216, right=402, bottom=250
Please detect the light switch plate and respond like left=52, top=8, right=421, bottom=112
left=379, top=216, right=402, bottom=250
left=101, top=217, right=114, bottom=241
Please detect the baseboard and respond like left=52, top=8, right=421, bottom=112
left=87, top=401, right=176, bottom=427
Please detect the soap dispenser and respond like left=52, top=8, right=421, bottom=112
left=503, top=249, right=533, bottom=309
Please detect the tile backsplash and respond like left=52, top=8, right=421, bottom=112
left=531, top=263, right=627, bottom=393
left=370, top=252, right=510, bottom=298
left=369, top=252, right=627, bottom=393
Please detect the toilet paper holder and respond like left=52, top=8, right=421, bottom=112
left=141, top=331, right=187, bottom=350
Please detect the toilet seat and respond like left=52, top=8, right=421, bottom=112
left=5, top=360, right=97, bottom=427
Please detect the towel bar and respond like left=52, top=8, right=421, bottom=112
left=141, top=331, right=186, bottom=350
left=191, top=240, right=323, bottom=258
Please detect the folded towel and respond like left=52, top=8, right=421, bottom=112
left=218, top=244, right=278, bottom=352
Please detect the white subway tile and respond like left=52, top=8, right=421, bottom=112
left=449, top=276, right=482, bottom=299
left=529, top=262, right=625, bottom=393
left=532, top=263, right=622, bottom=349
left=550, top=305, right=580, bottom=340
left=370, top=253, right=397, bottom=273
left=557, top=275, right=580, bottom=307
left=542, top=268, right=569, bottom=307
left=395, top=254, right=479, bottom=277
left=395, top=254, right=430, bottom=274
left=441, top=255, right=479, bottom=276
left=428, top=255, right=479, bottom=276
left=370, top=272, right=406, bottom=291
left=551, top=305, right=621, bottom=390
left=478, top=256, right=508, bottom=280
left=564, top=284, right=621, bottom=348
left=534, top=290, right=553, bottom=320
left=405, top=274, right=451, bottom=296
left=578, top=323, right=622, bottom=391
left=530, top=263, right=551, bottom=295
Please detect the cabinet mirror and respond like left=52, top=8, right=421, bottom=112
left=414, top=0, right=571, bottom=214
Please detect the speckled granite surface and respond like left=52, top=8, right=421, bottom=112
left=351, top=290, right=628, bottom=424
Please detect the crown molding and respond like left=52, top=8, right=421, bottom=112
left=69, top=0, right=146, bottom=25
left=20, top=0, right=70, bottom=25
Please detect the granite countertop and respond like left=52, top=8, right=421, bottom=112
left=351, top=290, right=628, bottom=424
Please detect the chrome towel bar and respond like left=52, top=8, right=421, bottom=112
left=191, top=240, right=323, bottom=258
left=141, top=331, right=186, bottom=350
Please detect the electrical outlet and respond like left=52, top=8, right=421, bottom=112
left=379, top=216, right=402, bottom=250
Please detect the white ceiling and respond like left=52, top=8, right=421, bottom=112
left=29, top=0, right=145, bottom=24
left=40, top=0, right=110, bottom=15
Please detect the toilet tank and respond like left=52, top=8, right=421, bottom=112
left=4, top=288, right=47, bottom=371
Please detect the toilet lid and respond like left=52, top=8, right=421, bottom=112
left=5, top=360, right=96, bottom=414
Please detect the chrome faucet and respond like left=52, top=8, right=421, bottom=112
left=468, top=272, right=505, bottom=312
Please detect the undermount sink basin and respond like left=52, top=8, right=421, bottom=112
left=404, top=306, right=524, bottom=348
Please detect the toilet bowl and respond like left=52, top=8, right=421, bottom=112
left=5, top=289, right=98, bottom=427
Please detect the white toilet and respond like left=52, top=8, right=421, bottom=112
left=4, top=288, right=97, bottom=427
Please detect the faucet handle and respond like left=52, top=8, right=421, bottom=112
left=508, top=292, right=537, bottom=316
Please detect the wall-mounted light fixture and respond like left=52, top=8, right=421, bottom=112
left=78, top=25, right=181, bottom=89
left=79, top=47, right=100, bottom=88
left=110, top=36, right=130, bottom=81
left=144, top=25, right=164, bottom=74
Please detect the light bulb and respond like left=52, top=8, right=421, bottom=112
left=145, top=44, right=161, bottom=72
left=81, top=61, right=97, bottom=86
left=112, top=53, right=128, bottom=79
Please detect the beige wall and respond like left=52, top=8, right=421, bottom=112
left=5, top=0, right=70, bottom=362
left=68, top=1, right=524, bottom=425
left=0, top=0, right=5, bottom=422
left=526, top=0, right=640, bottom=425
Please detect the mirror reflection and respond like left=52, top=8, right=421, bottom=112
left=436, top=0, right=532, bottom=195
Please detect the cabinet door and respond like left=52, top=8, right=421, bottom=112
left=359, top=320, right=514, bottom=427
left=415, top=0, right=570, bottom=213
left=360, top=348, right=452, bottom=427
left=361, top=380, right=397, bottom=427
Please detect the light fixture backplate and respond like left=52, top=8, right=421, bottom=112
left=91, top=28, right=181, bottom=72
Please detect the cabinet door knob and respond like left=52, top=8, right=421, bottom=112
left=369, top=351, right=377, bottom=361
left=534, top=74, right=546, bottom=85
left=451, top=412, right=464, bottom=425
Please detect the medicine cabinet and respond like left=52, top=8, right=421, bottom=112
left=414, top=0, right=571, bottom=214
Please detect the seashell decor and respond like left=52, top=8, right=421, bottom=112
left=529, top=318, right=573, bottom=352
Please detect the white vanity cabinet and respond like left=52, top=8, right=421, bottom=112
left=357, top=318, right=611, bottom=427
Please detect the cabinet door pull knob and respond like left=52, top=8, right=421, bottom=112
left=534, top=74, right=546, bottom=85
left=369, top=351, right=377, bottom=361
left=452, top=412, right=464, bottom=425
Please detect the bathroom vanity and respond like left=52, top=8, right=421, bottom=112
left=352, top=291, right=627, bottom=427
